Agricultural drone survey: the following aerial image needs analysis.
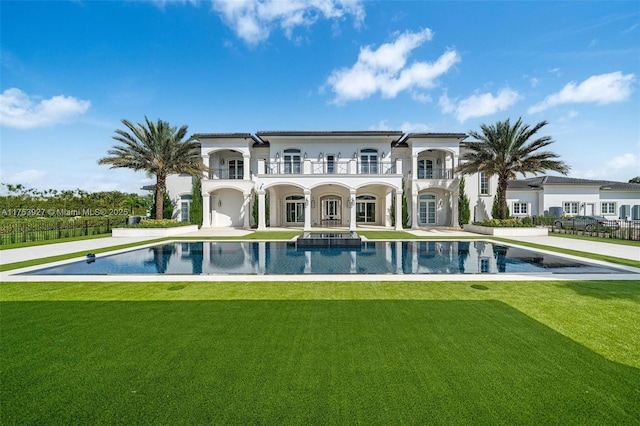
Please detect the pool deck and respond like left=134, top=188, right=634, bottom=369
left=1, top=227, right=639, bottom=282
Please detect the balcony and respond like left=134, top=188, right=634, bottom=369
left=416, top=168, right=454, bottom=180
left=263, top=159, right=400, bottom=176
left=208, top=167, right=245, bottom=180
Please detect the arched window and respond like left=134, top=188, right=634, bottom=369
left=360, top=149, right=378, bottom=174
left=284, top=149, right=301, bottom=174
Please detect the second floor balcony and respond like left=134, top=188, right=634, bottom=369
left=416, top=168, right=454, bottom=180
left=261, top=158, right=401, bottom=176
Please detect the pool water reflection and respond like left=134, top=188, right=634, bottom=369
left=22, top=241, right=627, bottom=275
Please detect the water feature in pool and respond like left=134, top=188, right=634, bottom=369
left=21, top=240, right=628, bottom=275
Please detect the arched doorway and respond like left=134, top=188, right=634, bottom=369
left=320, top=196, right=341, bottom=226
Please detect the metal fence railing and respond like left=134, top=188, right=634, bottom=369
left=0, top=217, right=128, bottom=246
left=545, top=217, right=640, bottom=241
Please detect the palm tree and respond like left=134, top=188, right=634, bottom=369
left=457, top=118, right=570, bottom=219
left=98, top=117, right=207, bottom=220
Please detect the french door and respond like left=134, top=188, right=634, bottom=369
left=356, top=196, right=376, bottom=223
left=419, top=194, right=436, bottom=225
left=285, top=195, right=305, bottom=223
left=322, top=198, right=341, bottom=221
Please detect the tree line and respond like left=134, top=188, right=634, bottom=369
left=0, top=184, right=149, bottom=218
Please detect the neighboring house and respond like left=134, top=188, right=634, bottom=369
left=506, top=176, right=640, bottom=220
left=166, top=130, right=639, bottom=229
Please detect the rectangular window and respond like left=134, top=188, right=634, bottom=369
left=601, top=202, right=616, bottom=215
left=228, top=160, right=243, bottom=179
left=563, top=202, right=579, bottom=215
left=479, top=172, right=489, bottom=195
left=512, top=202, right=528, bottom=215
left=180, top=201, right=190, bottom=222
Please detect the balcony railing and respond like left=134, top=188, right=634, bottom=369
left=416, top=168, right=453, bottom=180
left=265, top=160, right=398, bottom=175
left=208, top=167, right=244, bottom=180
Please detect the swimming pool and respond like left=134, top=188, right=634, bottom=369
left=21, top=240, right=629, bottom=275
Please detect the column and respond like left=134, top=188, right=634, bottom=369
left=243, top=192, right=251, bottom=229
left=395, top=189, right=403, bottom=231
left=411, top=191, right=419, bottom=229
left=304, top=189, right=311, bottom=231
left=202, top=192, right=211, bottom=228
left=412, top=154, right=418, bottom=179
left=243, top=154, right=251, bottom=180
left=349, top=189, right=356, bottom=231
left=451, top=189, right=459, bottom=228
left=258, top=190, right=266, bottom=230
left=202, top=155, right=210, bottom=179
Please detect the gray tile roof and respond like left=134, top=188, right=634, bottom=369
left=256, top=130, right=403, bottom=137
left=508, top=175, right=640, bottom=191
left=404, top=133, right=468, bottom=139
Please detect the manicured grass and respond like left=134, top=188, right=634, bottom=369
left=2, top=231, right=639, bottom=423
left=2, top=298, right=639, bottom=424
left=549, top=231, right=640, bottom=247
left=493, top=237, right=640, bottom=269
left=0, top=233, right=111, bottom=250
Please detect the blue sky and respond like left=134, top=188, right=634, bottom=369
left=1, top=0, right=638, bottom=194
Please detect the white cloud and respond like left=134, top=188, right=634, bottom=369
left=528, top=71, right=635, bottom=114
left=0, top=88, right=91, bottom=129
left=574, top=152, right=640, bottom=182
left=410, top=91, right=431, bottom=103
left=326, top=29, right=459, bottom=104
left=530, top=77, right=539, bottom=87
left=369, top=119, right=430, bottom=133
left=606, top=153, right=639, bottom=170
left=2, top=169, right=47, bottom=185
left=211, top=0, right=365, bottom=45
left=439, top=88, right=520, bottom=123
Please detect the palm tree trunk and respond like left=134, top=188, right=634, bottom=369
left=498, top=175, right=508, bottom=220
left=155, top=174, right=166, bottom=220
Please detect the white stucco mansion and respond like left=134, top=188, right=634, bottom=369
left=165, top=130, right=640, bottom=229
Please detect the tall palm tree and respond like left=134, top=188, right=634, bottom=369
left=457, top=118, right=570, bottom=219
left=98, top=117, right=208, bottom=220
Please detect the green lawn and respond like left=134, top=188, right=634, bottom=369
left=2, top=280, right=639, bottom=424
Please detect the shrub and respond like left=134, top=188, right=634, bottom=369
left=127, top=219, right=192, bottom=228
left=474, top=218, right=535, bottom=228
